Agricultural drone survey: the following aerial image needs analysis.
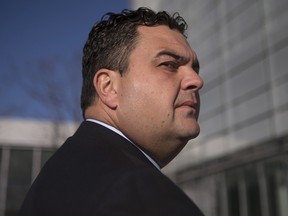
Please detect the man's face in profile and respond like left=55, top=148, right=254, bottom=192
left=115, top=25, right=204, bottom=167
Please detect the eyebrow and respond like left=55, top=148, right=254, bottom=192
left=155, top=50, right=189, bottom=63
left=154, top=50, right=200, bottom=73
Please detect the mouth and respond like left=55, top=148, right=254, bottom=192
left=176, top=101, right=198, bottom=113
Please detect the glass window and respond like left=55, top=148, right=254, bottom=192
left=224, top=154, right=288, bottom=216
left=265, top=156, right=288, bottom=216
left=5, top=149, right=32, bottom=216
left=226, top=170, right=240, bottom=216
left=245, top=165, right=261, bottom=216
left=225, top=164, right=263, bottom=216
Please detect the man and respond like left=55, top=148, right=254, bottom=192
left=19, top=7, right=204, bottom=215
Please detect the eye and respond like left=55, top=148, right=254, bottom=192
left=159, top=61, right=179, bottom=72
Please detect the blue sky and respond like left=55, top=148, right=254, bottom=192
left=0, top=0, right=129, bottom=121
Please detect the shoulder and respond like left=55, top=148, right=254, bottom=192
left=96, top=166, right=204, bottom=215
left=36, top=121, right=157, bottom=188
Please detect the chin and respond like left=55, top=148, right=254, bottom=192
left=191, top=130, right=200, bottom=139
left=178, top=130, right=200, bottom=145
left=184, top=127, right=200, bottom=140
left=184, top=121, right=200, bottom=136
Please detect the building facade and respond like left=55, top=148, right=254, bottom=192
left=0, top=118, right=78, bottom=215
left=131, top=1, right=288, bottom=216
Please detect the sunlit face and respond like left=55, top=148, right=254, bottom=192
left=115, top=25, right=204, bottom=167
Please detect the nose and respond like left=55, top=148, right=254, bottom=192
left=181, top=68, right=204, bottom=91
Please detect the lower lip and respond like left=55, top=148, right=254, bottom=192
left=178, top=105, right=197, bottom=112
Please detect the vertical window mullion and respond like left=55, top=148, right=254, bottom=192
left=257, top=162, right=270, bottom=216
left=238, top=174, right=248, bottom=216
left=219, top=173, right=229, bottom=216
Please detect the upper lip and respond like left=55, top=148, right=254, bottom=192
left=181, top=101, right=195, bottom=106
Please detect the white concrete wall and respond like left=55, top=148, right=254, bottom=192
left=0, top=118, right=79, bottom=147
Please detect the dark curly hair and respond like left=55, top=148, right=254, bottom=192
left=81, top=7, right=188, bottom=117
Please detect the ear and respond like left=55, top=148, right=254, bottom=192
left=93, top=69, right=120, bottom=109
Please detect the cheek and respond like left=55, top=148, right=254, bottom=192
left=143, top=89, right=175, bottom=126
left=130, top=85, right=169, bottom=120
left=120, top=73, right=178, bottom=120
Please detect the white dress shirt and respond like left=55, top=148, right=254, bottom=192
left=86, top=119, right=160, bottom=170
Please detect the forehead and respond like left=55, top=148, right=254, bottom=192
left=135, top=25, right=196, bottom=59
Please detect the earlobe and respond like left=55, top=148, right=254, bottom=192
left=93, top=69, right=119, bottom=109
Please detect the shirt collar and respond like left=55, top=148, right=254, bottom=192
left=86, top=119, right=161, bottom=170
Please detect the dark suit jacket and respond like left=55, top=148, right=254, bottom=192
left=19, top=121, right=204, bottom=216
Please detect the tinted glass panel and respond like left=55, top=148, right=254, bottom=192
left=5, top=149, right=32, bottom=216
